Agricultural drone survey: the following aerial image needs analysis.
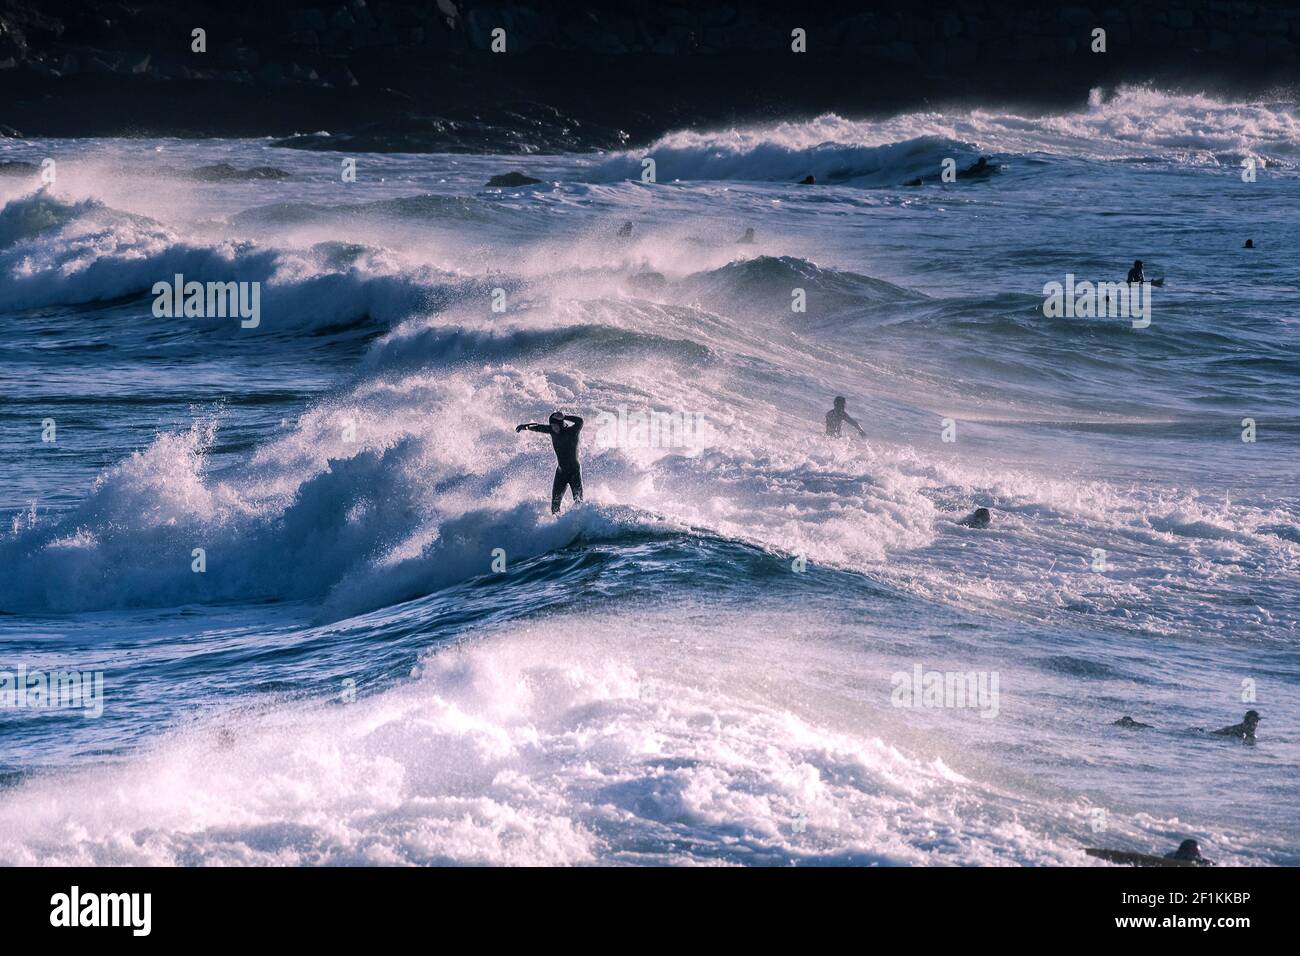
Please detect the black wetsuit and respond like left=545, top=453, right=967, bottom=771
left=1127, top=265, right=1145, bottom=283
left=525, top=417, right=584, bottom=512
left=1211, top=717, right=1259, bottom=739
left=1165, top=841, right=1213, bottom=865
left=825, top=407, right=862, bottom=437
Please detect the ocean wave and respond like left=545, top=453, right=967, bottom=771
left=0, top=611, right=1104, bottom=866
left=587, top=87, right=1300, bottom=188
left=230, top=192, right=504, bottom=228
left=0, top=190, right=464, bottom=330
left=591, top=132, right=982, bottom=187
left=0, top=189, right=107, bottom=249
left=362, top=312, right=713, bottom=374
left=0, top=423, right=645, bottom=615
left=675, top=255, right=924, bottom=319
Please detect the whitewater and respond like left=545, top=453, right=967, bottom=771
left=0, top=87, right=1297, bottom=865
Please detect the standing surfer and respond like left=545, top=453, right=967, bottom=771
left=517, top=411, right=585, bottom=514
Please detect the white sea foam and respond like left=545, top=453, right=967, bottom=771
left=0, top=611, right=1125, bottom=866
left=589, top=86, right=1300, bottom=185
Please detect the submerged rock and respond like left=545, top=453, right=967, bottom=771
left=486, top=171, right=544, bottom=187
left=189, top=162, right=291, bottom=182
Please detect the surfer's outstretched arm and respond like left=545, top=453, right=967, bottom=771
left=843, top=413, right=865, bottom=436
left=516, top=423, right=550, bottom=433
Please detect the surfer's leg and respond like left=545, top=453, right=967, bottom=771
left=551, top=468, right=566, bottom=514
left=568, top=465, right=583, bottom=502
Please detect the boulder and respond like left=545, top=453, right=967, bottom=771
left=486, top=171, right=543, bottom=187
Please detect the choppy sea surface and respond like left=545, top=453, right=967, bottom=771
left=1, top=86, right=1297, bottom=865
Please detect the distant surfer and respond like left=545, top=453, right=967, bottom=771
left=616, top=221, right=633, bottom=237
left=960, top=156, right=993, bottom=178
left=1113, top=715, right=1152, bottom=729
left=1165, top=839, right=1213, bottom=865
left=1210, top=709, right=1260, bottom=740
left=1127, top=259, right=1145, bottom=283
left=1086, top=839, right=1214, bottom=867
left=798, top=175, right=816, bottom=185
left=824, top=396, right=865, bottom=438
left=904, top=156, right=999, bottom=186
left=737, top=227, right=756, bottom=244
left=516, top=411, right=584, bottom=514
left=1244, top=238, right=1254, bottom=249
left=958, top=507, right=991, bottom=529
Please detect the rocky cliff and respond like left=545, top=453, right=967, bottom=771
left=1, top=0, right=1297, bottom=149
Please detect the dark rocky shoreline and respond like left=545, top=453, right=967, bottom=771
left=2, top=0, right=1298, bottom=152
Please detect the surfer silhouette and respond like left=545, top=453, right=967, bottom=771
left=1127, top=259, right=1145, bottom=283
left=958, top=507, right=992, bottom=529
left=1210, top=710, right=1260, bottom=740
left=1166, top=839, right=1214, bottom=865
left=517, top=411, right=584, bottom=514
left=825, top=396, right=864, bottom=438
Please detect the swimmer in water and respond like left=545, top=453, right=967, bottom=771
left=1165, top=839, right=1214, bottom=865
left=958, top=507, right=992, bottom=529
left=824, top=396, right=865, bottom=438
left=1210, top=710, right=1260, bottom=740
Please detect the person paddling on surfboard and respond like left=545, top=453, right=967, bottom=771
left=1211, top=709, right=1260, bottom=740
left=1126, top=259, right=1163, bottom=286
left=517, top=411, right=584, bottom=514
left=825, top=396, right=865, bottom=438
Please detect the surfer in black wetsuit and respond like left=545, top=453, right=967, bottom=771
left=825, top=396, right=865, bottom=438
left=1127, top=259, right=1145, bottom=283
left=1211, top=710, right=1260, bottom=739
left=1165, top=839, right=1213, bottom=865
left=958, top=507, right=992, bottom=529
left=517, top=411, right=584, bottom=514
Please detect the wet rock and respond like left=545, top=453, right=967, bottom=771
left=189, top=162, right=292, bottom=181
left=486, top=171, right=544, bottom=187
